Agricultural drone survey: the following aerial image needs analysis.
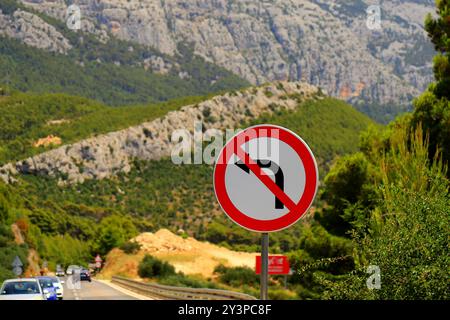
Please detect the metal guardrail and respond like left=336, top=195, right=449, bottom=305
left=111, top=276, right=257, bottom=300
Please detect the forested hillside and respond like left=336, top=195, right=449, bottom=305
left=0, top=37, right=248, bottom=106
left=0, top=90, right=214, bottom=164
left=0, top=95, right=374, bottom=293
left=0, top=0, right=249, bottom=106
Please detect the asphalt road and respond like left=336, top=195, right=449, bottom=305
left=63, top=279, right=138, bottom=300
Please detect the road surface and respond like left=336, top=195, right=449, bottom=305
left=63, top=279, right=141, bottom=300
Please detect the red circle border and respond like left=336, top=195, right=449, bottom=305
left=213, top=124, right=319, bottom=233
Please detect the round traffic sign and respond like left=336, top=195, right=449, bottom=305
left=213, top=124, right=318, bottom=232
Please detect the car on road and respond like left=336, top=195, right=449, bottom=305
left=0, top=278, right=46, bottom=300
left=80, top=268, right=91, bottom=282
left=37, top=277, right=58, bottom=300
left=55, top=270, right=65, bottom=277
left=47, top=276, right=64, bottom=300
left=55, top=265, right=65, bottom=277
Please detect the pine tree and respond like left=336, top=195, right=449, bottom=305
left=412, top=0, right=450, bottom=171
left=425, top=0, right=450, bottom=98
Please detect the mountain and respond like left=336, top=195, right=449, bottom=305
left=14, top=0, right=436, bottom=122
left=2, top=81, right=374, bottom=250
left=0, top=81, right=371, bottom=184
left=0, top=89, right=218, bottom=165
left=0, top=0, right=249, bottom=106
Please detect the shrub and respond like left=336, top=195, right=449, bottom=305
left=138, top=255, right=176, bottom=278
left=120, top=241, right=141, bottom=254
left=268, top=288, right=297, bottom=300
left=159, top=274, right=219, bottom=289
left=214, top=264, right=259, bottom=287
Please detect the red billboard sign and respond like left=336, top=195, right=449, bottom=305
left=255, top=255, right=290, bottom=275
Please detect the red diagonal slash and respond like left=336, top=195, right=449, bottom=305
left=234, top=146, right=297, bottom=212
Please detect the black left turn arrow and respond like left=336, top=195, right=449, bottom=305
left=235, top=159, right=285, bottom=209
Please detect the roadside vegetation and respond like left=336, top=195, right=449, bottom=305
left=0, top=182, right=29, bottom=282
left=136, top=256, right=298, bottom=299
left=138, top=254, right=219, bottom=290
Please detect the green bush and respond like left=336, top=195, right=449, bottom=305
left=138, top=255, right=176, bottom=278
left=119, top=241, right=141, bottom=255
left=268, top=288, right=297, bottom=300
left=214, top=264, right=259, bottom=287
left=158, top=274, right=219, bottom=289
left=322, top=125, right=450, bottom=299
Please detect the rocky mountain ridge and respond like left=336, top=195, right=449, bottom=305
left=17, top=0, right=435, bottom=116
left=0, top=81, right=319, bottom=184
left=0, top=9, right=71, bottom=53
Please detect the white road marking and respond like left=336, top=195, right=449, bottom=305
left=73, top=289, right=81, bottom=300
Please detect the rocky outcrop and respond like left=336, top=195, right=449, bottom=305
left=0, top=9, right=71, bottom=54
left=0, top=81, right=319, bottom=184
left=142, top=56, right=176, bottom=74
left=19, top=0, right=434, bottom=107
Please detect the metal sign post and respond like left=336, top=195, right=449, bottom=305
left=260, top=233, right=269, bottom=300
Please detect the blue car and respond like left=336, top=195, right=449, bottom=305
left=37, top=277, right=58, bottom=301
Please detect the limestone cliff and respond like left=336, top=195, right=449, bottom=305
left=19, top=0, right=434, bottom=107
left=0, top=81, right=319, bottom=184
left=0, top=9, right=71, bottom=53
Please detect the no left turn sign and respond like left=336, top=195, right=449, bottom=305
left=214, top=124, right=319, bottom=233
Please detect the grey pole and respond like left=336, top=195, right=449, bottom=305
left=260, top=233, right=269, bottom=300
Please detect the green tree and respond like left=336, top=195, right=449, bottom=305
left=95, top=215, right=138, bottom=255
left=424, top=0, right=450, bottom=99
left=0, top=184, right=11, bottom=224
left=316, top=153, right=377, bottom=237
left=412, top=0, right=450, bottom=170
left=322, top=128, right=449, bottom=299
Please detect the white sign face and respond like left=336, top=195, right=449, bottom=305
left=214, top=125, right=319, bottom=232
left=225, top=137, right=306, bottom=220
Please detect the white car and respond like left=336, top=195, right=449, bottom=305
left=48, top=276, right=64, bottom=300
left=55, top=265, right=65, bottom=277
left=0, top=278, right=46, bottom=300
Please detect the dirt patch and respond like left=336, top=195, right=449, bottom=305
left=24, top=249, right=41, bottom=277
left=33, top=135, right=62, bottom=148
left=100, top=229, right=258, bottom=279
left=11, top=224, right=24, bottom=245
